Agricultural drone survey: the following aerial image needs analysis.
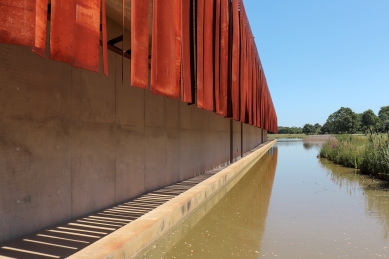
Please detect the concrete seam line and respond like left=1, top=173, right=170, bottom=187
left=67, top=139, right=276, bottom=259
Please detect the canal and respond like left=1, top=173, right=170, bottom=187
left=139, top=139, right=389, bottom=258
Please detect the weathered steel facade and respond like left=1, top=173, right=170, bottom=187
left=0, top=0, right=277, bottom=132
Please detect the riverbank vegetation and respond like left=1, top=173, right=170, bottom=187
left=272, top=105, right=389, bottom=178
left=320, top=132, right=389, bottom=179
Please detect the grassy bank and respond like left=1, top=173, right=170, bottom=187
left=320, top=133, right=389, bottom=179
left=268, top=134, right=333, bottom=142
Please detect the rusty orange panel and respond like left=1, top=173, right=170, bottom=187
left=72, top=0, right=100, bottom=72
left=214, top=0, right=221, bottom=113
left=0, top=0, right=35, bottom=46
left=239, top=3, right=247, bottom=122
left=257, top=52, right=262, bottom=128
left=253, top=56, right=257, bottom=127
left=231, top=0, right=240, bottom=121
left=261, top=71, right=264, bottom=127
left=256, top=56, right=260, bottom=128
left=257, top=58, right=262, bottom=128
left=247, top=36, right=253, bottom=125
left=217, top=0, right=229, bottom=116
left=264, top=85, right=268, bottom=130
left=181, top=0, right=194, bottom=103
left=203, top=0, right=215, bottom=111
left=131, top=0, right=150, bottom=88
left=257, top=67, right=263, bottom=128
left=265, top=85, right=269, bottom=130
left=32, top=0, right=48, bottom=57
left=102, top=0, right=108, bottom=76
left=174, top=0, right=182, bottom=92
left=51, top=0, right=100, bottom=72
left=196, top=0, right=205, bottom=107
left=50, top=0, right=76, bottom=64
left=244, top=8, right=250, bottom=124
left=151, top=0, right=180, bottom=99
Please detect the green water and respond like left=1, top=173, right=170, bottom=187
left=139, top=140, right=389, bottom=258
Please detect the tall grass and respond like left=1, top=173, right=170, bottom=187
left=320, top=133, right=389, bottom=179
left=320, top=135, right=364, bottom=168
left=360, top=132, right=389, bottom=178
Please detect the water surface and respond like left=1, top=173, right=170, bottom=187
left=140, top=140, right=389, bottom=258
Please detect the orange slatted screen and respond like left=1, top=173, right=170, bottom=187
left=231, top=0, right=240, bottom=121
left=203, top=0, right=215, bottom=111
left=247, top=36, right=253, bottom=125
left=50, top=0, right=76, bottom=64
left=217, top=0, right=229, bottom=116
left=51, top=0, right=100, bottom=72
left=239, top=3, right=247, bottom=123
left=196, top=0, right=205, bottom=108
left=181, top=0, right=195, bottom=103
left=174, top=0, right=182, bottom=93
left=102, top=0, right=108, bottom=76
left=0, top=0, right=277, bottom=130
left=0, top=0, right=35, bottom=46
left=32, top=0, right=48, bottom=57
left=214, top=0, right=221, bottom=113
left=131, top=0, right=150, bottom=88
left=151, top=0, right=180, bottom=99
left=72, top=0, right=100, bottom=72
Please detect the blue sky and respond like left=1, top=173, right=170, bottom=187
left=245, top=1, right=389, bottom=127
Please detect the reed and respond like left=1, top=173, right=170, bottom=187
left=320, top=134, right=365, bottom=169
left=360, top=132, right=389, bottom=179
left=320, top=133, right=389, bottom=179
left=303, top=135, right=334, bottom=142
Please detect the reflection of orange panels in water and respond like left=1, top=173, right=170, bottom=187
left=0, top=171, right=216, bottom=259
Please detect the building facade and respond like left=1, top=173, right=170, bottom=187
left=0, top=0, right=277, bottom=243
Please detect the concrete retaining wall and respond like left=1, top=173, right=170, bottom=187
left=0, top=18, right=266, bottom=243
left=67, top=140, right=276, bottom=259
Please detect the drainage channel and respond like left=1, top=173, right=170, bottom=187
left=0, top=172, right=220, bottom=259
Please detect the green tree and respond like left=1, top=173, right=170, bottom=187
left=378, top=106, right=389, bottom=132
left=360, top=109, right=380, bottom=132
left=356, top=113, right=363, bottom=132
left=277, top=126, right=303, bottom=134
left=302, top=123, right=316, bottom=135
left=325, top=107, right=359, bottom=134
left=320, top=122, right=331, bottom=134
left=314, top=123, right=322, bottom=134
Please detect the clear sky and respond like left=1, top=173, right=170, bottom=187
left=245, top=1, right=389, bottom=127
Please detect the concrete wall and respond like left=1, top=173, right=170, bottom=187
left=0, top=19, right=266, bottom=243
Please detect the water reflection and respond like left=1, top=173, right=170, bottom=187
left=140, top=141, right=389, bottom=258
left=139, top=148, right=278, bottom=258
left=303, top=142, right=318, bottom=150
left=319, top=158, right=389, bottom=240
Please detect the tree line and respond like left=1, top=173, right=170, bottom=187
left=276, top=106, right=389, bottom=135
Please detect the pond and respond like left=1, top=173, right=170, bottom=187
left=139, top=140, right=389, bottom=258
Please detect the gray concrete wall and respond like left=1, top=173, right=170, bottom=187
left=0, top=19, right=267, bottom=243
